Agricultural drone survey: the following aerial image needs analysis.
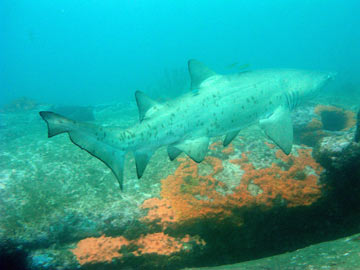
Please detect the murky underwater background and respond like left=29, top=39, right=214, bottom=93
left=1, top=0, right=360, bottom=269
left=1, top=0, right=360, bottom=106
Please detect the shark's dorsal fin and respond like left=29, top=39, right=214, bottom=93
left=134, top=150, right=154, bottom=178
left=175, top=136, right=209, bottom=163
left=188, top=59, right=217, bottom=90
left=259, top=106, right=293, bottom=155
left=135, top=91, right=159, bottom=122
left=223, top=130, right=240, bottom=147
left=167, top=145, right=182, bottom=161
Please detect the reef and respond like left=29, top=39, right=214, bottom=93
left=1, top=103, right=360, bottom=270
left=0, top=97, right=38, bottom=113
left=355, top=107, right=360, bottom=142
left=293, top=104, right=356, bottom=147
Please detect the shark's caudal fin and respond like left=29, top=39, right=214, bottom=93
left=259, top=106, right=293, bottom=155
left=39, top=111, right=126, bottom=190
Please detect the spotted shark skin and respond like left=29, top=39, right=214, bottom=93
left=39, top=60, right=334, bottom=190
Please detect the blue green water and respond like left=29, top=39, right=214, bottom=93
left=2, top=2, right=360, bottom=269
left=1, top=0, right=360, bottom=106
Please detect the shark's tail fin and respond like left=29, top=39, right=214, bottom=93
left=39, top=111, right=126, bottom=190
left=39, top=111, right=74, bottom=137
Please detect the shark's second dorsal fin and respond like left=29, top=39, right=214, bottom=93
left=259, top=106, right=293, bottom=155
left=188, top=59, right=217, bottom=90
left=135, top=91, right=159, bottom=122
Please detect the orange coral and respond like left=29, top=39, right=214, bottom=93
left=141, top=148, right=323, bottom=229
left=306, top=118, right=323, bottom=130
left=314, top=105, right=356, bottom=130
left=141, top=156, right=233, bottom=228
left=264, top=141, right=276, bottom=149
left=221, top=143, right=235, bottom=154
left=135, top=232, right=183, bottom=256
left=297, top=105, right=356, bottom=147
left=71, top=233, right=204, bottom=265
left=71, top=235, right=129, bottom=265
left=209, top=141, right=222, bottom=150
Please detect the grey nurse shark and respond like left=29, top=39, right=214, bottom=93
left=39, top=60, right=335, bottom=190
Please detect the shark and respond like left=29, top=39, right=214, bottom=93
left=39, top=60, right=335, bottom=190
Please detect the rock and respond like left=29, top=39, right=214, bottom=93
left=0, top=97, right=38, bottom=113
left=292, top=104, right=356, bottom=147
left=355, top=108, right=360, bottom=142
left=2, top=103, right=360, bottom=269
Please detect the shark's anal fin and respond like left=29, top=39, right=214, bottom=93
left=135, top=91, right=160, bottom=122
left=259, top=106, right=293, bottom=155
left=39, top=111, right=126, bottom=190
left=175, top=136, right=209, bottom=163
left=188, top=59, right=217, bottom=90
left=223, top=130, right=240, bottom=147
left=167, top=145, right=182, bottom=161
left=134, top=150, right=154, bottom=179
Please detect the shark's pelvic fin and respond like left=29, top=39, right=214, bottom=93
left=134, top=150, right=154, bottom=179
left=175, top=136, right=209, bottom=163
left=259, top=106, right=293, bottom=155
left=135, top=91, right=159, bottom=122
left=167, top=145, right=182, bottom=161
left=188, top=59, right=217, bottom=90
left=223, top=130, right=240, bottom=147
left=39, top=111, right=126, bottom=190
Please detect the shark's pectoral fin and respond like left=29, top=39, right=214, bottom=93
left=188, top=59, right=217, bottom=90
left=68, top=131, right=125, bottom=190
left=134, top=150, right=154, bottom=179
left=175, top=136, right=209, bottom=163
left=167, top=145, right=182, bottom=161
left=223, top=130, right=240, bottom=147
left=259, top=106, right=293, bottom=155
left=135, top=91, right=160, bottom=122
